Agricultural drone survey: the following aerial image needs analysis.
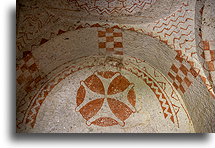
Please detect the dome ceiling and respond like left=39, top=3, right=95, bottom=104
left=66, top=0, right=157, bottom=15
left=16, top=0, right=215, bottom=133
left=18, top=0, right=183, bottom=24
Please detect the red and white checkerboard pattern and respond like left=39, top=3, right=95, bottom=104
left=168, top=54, right=199, bottom=94
left=202, top=41, right=215, bottom=70
left=202, top=41, right=215, bottom=85
left=98, top=27, right=123, bottom=55
left=16, top=51, right=42, bottom=93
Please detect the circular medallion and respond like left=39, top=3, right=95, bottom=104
left=76, top=71, right=136, bottom=127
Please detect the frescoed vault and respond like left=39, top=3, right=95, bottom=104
left=16, top=0, right=215, bottom=133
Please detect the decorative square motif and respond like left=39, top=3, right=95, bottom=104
left=16, top=51, right=42, bottom=93
left=202, top=41, right=215, bottom=71
left=98, top=27, right=123, bottom=55
left=168, top=54, right=198, bottom=94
